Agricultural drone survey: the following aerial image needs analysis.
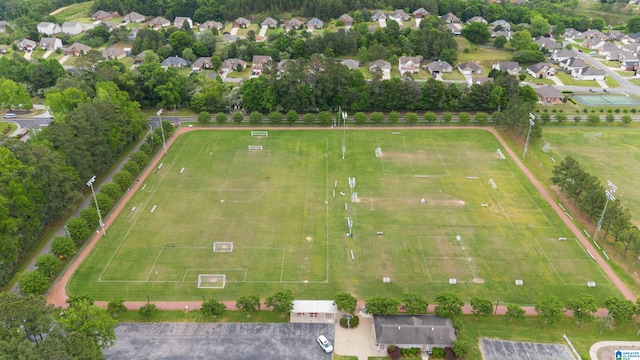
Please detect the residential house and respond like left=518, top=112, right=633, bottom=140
left=619, top=52, right=640, bottom=71
left=535, top=85, right=563, bottom=105
left=284, top=18, right=303, bottom=31
left=469, top=76, right=493, bottom=85
left=374, top=315, right=456, bottom=352
left=251, top=55, right=272, bottom=77
left=447, top=23, right=462, bottom=35
left=492, top=30, right=513, bottom=40
left=492, top=62, right=520, bottom=75
left=191, top=57, right=212, bottom=71
left=200, top=21, right=223, bottom=31
left=389, top=9, right=410, bottom=22
left=571, top=66, right=605, bottom=80
left=37, top=22, right=62, bottom=36
left=371, top=11, right=387, bottom=22
left=149, top=17, right=171, bottom=29
left=276, top=59, right=296, bottom=75
left=102, top=46, right=127, bottom=60
left=221, top=34, right=239, bottom=42
left=161, top=56, right=189, bottom=68
left=582, top=29, right=606, bottom=40
left=457, top=61, right=483, bottom=75
left=101, top=21, right=122, bottom=31
left=128, top=27, right=140, bottom=41
left=91, top=10, right=114, bottom=21
left=412, top=8, right=429, bottom=18
left=467, top=16, right=488, bottom=24
left=261, top=17, right=278, bottom=28
left=605, top=30, right=624, bottom=41
left=40, top=37, right=63, bottom=51
left=562, top=28, right=583, bottom=40
left=398, top=56, right=421, bottom=75
left=174, top=17, right=193, bottom=28
left=527, top=62, right=556, bottom=78
left=427, top=60, right=453, bottom=75
left=440, top=13, right=460, bottom=24
left=560, top=57, right=587, bottom=71
left=64, top=42, right=91, bottom=56
left=582, top=37, right=605, bottom=49
left=629, top=32, right=640, bottom=42
left=597, top=42, right=621, bottom=57
left=490, top=19, right=510, bottom=31
left=62, top=21, right=84, bottom=35
left=233, top=17, right=251, bottom=28
left=0, top=21, right=8, bottom=33
left=340, top=59, right=360, bottom=70
left=535, top=37, right=562, bottom=50
left=17, top=39, right=36, bottom=52
left=338, top=14, right=354, bottom=28
left=221, top=58, right=247, bottom=74
left=307, top=18, right=324, bottom=30
left=369, top=59, right=392, bottom=80
left=622, top=43, right=640, bottom=54
left=551, top=48, right=575, bottom=62
left=123, top=12, right=146, bottom=23
left=0, top=46, right=7, bottom=54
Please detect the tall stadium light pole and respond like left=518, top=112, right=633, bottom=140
left=87, top=176, right=106, bottom=236
left=157, top=109, right=167, bottom=156
left=522, top=113, right=535, bottom=159
left=341, top=110, right=347, bottom=160
left=593, top=180, right=617, bottom=242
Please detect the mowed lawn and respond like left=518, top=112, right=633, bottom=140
left=68, top=129, right=621, bottom=304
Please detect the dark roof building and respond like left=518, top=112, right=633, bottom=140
left=374, top=315, right=456, bottom=350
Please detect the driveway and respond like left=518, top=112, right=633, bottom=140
left=42, top=50, right=54, bottom=59
left=104, top=322, right=334, bottom=360
left=230, top=26, right=239, bottom=35
left=258, top=25, right=268, bottom=37
left=547, top=76, right=564, bottom=86
left=24, top=50, right=32, bottom=60
left=59, top=55, right=70, bottom=65
left=334, top=312, right=387, bottom=359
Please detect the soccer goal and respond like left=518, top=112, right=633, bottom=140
left=251, top=131, right=268, bottom=137
left=197, top=274, right=226, bottom=289
left=213, top=242, right=233, bottom=252
left=375, top=147, right=382, bottom=158
left=248, top=145, right=263, bottom=150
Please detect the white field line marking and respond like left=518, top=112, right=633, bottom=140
left=280, top=248, right=286, bottom=282
left=325, top=137, right=330, bottom=283
left=402, top=137, right=415, bottom=171
left=99, top=136, right=191, bottom=282
left=491, top=193, right=515, bottom=228
left=534, top=238, right=566, bottom=285
left=145, top=247, right=164, bottom=281
left=417, top=237, right=433, bottom=281
left=431, top=138, right=449, bottom=176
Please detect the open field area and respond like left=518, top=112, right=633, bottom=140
left=68, top=129, right=621, bottom=304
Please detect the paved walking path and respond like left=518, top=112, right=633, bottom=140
left=47, top=126, right=636, bottom=311
left=590, top=341, right=640, bottom=360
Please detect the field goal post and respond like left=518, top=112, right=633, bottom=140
left=213, top=242, right=234, bottom=252
left=248, top=145, right=263, bottom=150
left=251, top=131, right=268, bottom=137
left=197, top=274, right=226, bottom=289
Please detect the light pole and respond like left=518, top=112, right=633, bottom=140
left=87, top=176, right=106, bottom=236
left=157, top=109, right=167, bottom=156
left=593, top=180, right=617, bottom=242
left=341, top=110, right=347, bottom=160
left=522, top=113, right=535, bottom=159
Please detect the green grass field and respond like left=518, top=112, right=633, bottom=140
left=68, top=129, right=622, bottom=304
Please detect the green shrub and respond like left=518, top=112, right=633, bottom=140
left=631, top=108, right=637, bottom=113
left=615, top=108, right=621, bottom=113
left=623, top=108, right=629, bottom=113
left=599, top=108, right=604, bottom=113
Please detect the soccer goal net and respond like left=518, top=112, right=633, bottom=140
left=248, top=145, right=263, bottom=150
left=198, top=274, right=226, bottom=289
left=375, top=147, right=382, bottom=158
left=213, top=242, right=233, bottom=252
left=251, top=131, right=268, bottom=137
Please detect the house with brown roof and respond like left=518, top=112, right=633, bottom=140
left=200, top=21, right=223, bottom=31
left=261, top=17, right=278, bottom=28
left=233, top=17, right=251, bottom=28
left=413, top=8, right=429, bottom=18
left=91, top=10, right=114, bottom=21
left=457, top=61, right=483, bottom=75
left=527, top=62, right=556, bottom=78
left=338, top=14, right=353, bottom=28
left=64, top=42, right=91, bottom=56
left=192, top=57, right=212, bottom=71
left=251, top=55, right=272, bottom=77
left=369, top=59, right=392, bottom=80
left=102, top=46, right=127, bottom=60
left=398, top=56, right=421, bottom=75
left=149, top=17, right=171, bottom=29
left=284, top=18, right=303, bottom=31
left=123, top=12, right=146, bottom=23
left=535, top=85, right=563, bottom=104
left=221, top=58, right=247, bottom=74
left=492, top=62, right=520, bottom=76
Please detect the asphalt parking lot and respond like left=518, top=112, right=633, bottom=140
left=104, top=322, right=334, bottom=360
left=480, top=339, right=575, bottom=360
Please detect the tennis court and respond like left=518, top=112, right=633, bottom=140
left=573, top=95, right=640, bottom=106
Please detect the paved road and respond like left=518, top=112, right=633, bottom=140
left=576, top=51, right=640, bottom=96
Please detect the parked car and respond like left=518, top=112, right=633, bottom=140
left=589, top=89, right=595, bottom=93
left=3, top=113, right=16, bottom=118
left=317, top=335, right=333, bottom=353
left=603, top=89, right=609, bottom=93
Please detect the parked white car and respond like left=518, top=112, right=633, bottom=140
left=317, top=335, right=333, bottom=353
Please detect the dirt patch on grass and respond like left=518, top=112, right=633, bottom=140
left=418, top=197, right=466, bottom=206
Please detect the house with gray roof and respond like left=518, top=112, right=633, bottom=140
left=340, top=59, right=360, bottom=70
left=597, top=42, right=621, bottom=57
left=64, top=42, right=91, bottom=56
left=371, top=11, right=387, bottom=22
left=307, top=18, right=324, bottom=30
left=563, top=28, right=582, bottom=40
left=251, top=55, right=273, bottom=77
left=560, top=57, right=588, bottom=71
left=490, top=19, right=510, bottom=31
left=91, top=10, right=114, bottom=21
left=582, top=29, right=606, bottom=40
left=457, top=61, right=483, bottom=75
left=572, top=66, right=605, bottom=80
left=62, top=21, right=85, bottom=35
left=161, top=56, right=189, bottom=68
left=447, top=23, right=462, bottom=35
left=200, top=21, right=223, bottom=31
left=17, top=39, right=36, bottom=52
left=390, top=9, right=410, bottom=22
left=338, top=14, right=354, bottom=28
left=37, top=22, right=62, bottom=36
left=123, top=12, right=146, bottom=23
left=492, top=30, right=513, bottom=40
left=40, top=37, right=62, bottom=51
left=399, top=56, right=421, bottom=75
left=221, top=58, right=247, bottom=74
left=535, top=85, right=563, bottom=104
left=467, top=16, right=487, bottom=24
left=191, top=57, right=212, bottom=71
left=374, top=315, right=456, bottom=351
left=233, top=17, right=251, bottom=28
left=261, top=17, right=278, bottom=28
left=149, top=17, right=171, bottom=29
left=440, top=13, right=460, bottom=24
left=413, top=8, right=429, bottom=18
left=369, top=59, right=392, bottom=80
left=174, top=17, right=193, bottom=28
left=492, top=61, right=520, bottom=76
left=534, top=37, right=562, bottom=50
left=427, top=60, right=453, bottom=75
left=551, top=48, right=575, bottom=62
left=284, top=18, right=303, bottom=31
left=527, top=62, right=555, bottom=78
left=102, top=46, right=127, bottom=60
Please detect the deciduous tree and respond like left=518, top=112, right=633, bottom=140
left=402, top=292, right=428, bottom=314
left=365, top=296, right=400, bottom=315
left=266, top=290, right=294, bottom=316
left=535, top=296, right=564, bottom=324
left=201, top=299, right=226, bottom=317
left=434, top=292, right=464, bottom=317
left=334, top=292, right=358, bottom=315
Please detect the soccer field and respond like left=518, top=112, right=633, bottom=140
left=68, top=129, right=620, bottom=304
